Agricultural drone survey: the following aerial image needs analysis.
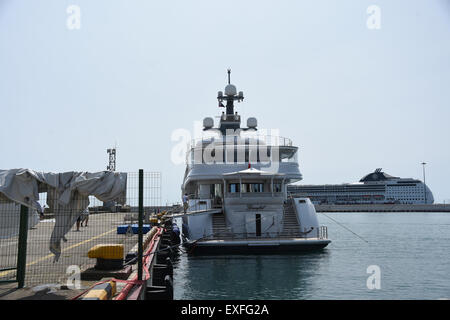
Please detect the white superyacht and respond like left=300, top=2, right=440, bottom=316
left=180, top=71, right=330, bottom=254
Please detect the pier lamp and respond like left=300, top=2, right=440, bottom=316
left=421, top=162, right=427, bottom=203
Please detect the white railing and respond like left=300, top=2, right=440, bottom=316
left=225, top=192, right=285, bottom=198
left=318, top=226, right=328, bottom=240
left=202, top=228, right=329, bottom=241
left=190, top=135, right=293, bottom=148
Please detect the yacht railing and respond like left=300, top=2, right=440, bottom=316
left=225, top=192, right=284, bottom=198
left=187, top=201, right=210, bottom=212
left=184, top=194, right=224, bottom=212
left=190, top=135, right=293, bottom=148
left=202, top=227, right=329, bottom=241
left=318, top=226, right=328, bottom=240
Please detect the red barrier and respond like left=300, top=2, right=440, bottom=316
left=114, top=227, right=162, bottom=300
left=71, top=227, right=162, bottom=300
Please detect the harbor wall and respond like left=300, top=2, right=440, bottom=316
left=314, top=204, right=450, bottom=212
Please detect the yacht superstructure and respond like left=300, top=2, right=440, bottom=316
left=179, top=71, right=330, bottom=254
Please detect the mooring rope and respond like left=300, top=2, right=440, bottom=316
left=318, top=211, right=369, bottom=244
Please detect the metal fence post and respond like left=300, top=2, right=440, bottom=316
left=17, top=205, right=29, bottom=288
left=138, top=169, right=144, bottom=281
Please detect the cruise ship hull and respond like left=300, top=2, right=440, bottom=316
left=288, top=168, right=434, bottom=205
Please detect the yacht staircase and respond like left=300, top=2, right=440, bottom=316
left=212, top=211, right=228, bottom=237
left=282, top=199, right=301, bottom=236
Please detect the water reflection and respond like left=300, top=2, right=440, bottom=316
left=174, top=250, right=331, bottom=300
left=174, top=213, right=450, bottom=299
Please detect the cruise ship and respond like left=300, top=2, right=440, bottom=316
left=287, top=168, right=434, bottom=205
left=179, top=71, right=330, bottom=254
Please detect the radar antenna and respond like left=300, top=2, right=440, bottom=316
left=217, top=69, right=244, bottom=115
left=210, top=70, right=257, bottom=133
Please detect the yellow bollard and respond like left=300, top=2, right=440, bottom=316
left=88, top=244, right=124, bottom=260
left=82, top=281, right=116, bottom=300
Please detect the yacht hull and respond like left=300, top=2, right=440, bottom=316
left=183, top=238, right=331, bottom=255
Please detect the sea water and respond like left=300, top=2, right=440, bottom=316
left=173, top=212, right=450, bottom=300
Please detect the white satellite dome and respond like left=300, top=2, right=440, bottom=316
left=203, top=117, right=214, bottom=129
left=224, top=84, right=237, bottom=96
left=247, top=117, right=257, bottom=128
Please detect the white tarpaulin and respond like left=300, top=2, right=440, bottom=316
left=0, top=169, right=127, bottom=261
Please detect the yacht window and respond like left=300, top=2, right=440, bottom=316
left=203, top=145, right=225, bottom=164
left=228, top=183, right=240, bottom=193
left=228, top=183, right=264, bottom=193
left=242, top=183, right=264, bottom=193
left=277, top=147, right=298, bottom=163
left=251, top=183, right=264, bottom=192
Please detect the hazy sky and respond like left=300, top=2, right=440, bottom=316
left=1, top=0, right=449, bottom=204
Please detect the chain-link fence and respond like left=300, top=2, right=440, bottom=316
left=0, top=171, right=161, bottom=291
left=0, top=201, right=25, bottom=284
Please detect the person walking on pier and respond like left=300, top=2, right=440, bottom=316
left=76, top=215, right=82, bottom=231
left=183, top=193, right=189, bottom=214
left=81, top=208, right=89, bottom=227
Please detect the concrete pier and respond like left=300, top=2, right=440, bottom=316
left=0, top=212, right=142, bottom=299
left=315, top=203, right=450, bottom=212
left=0, top=209, right=178, bottom=300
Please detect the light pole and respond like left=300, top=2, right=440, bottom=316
left=421, top=162, right=427, bottom=204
